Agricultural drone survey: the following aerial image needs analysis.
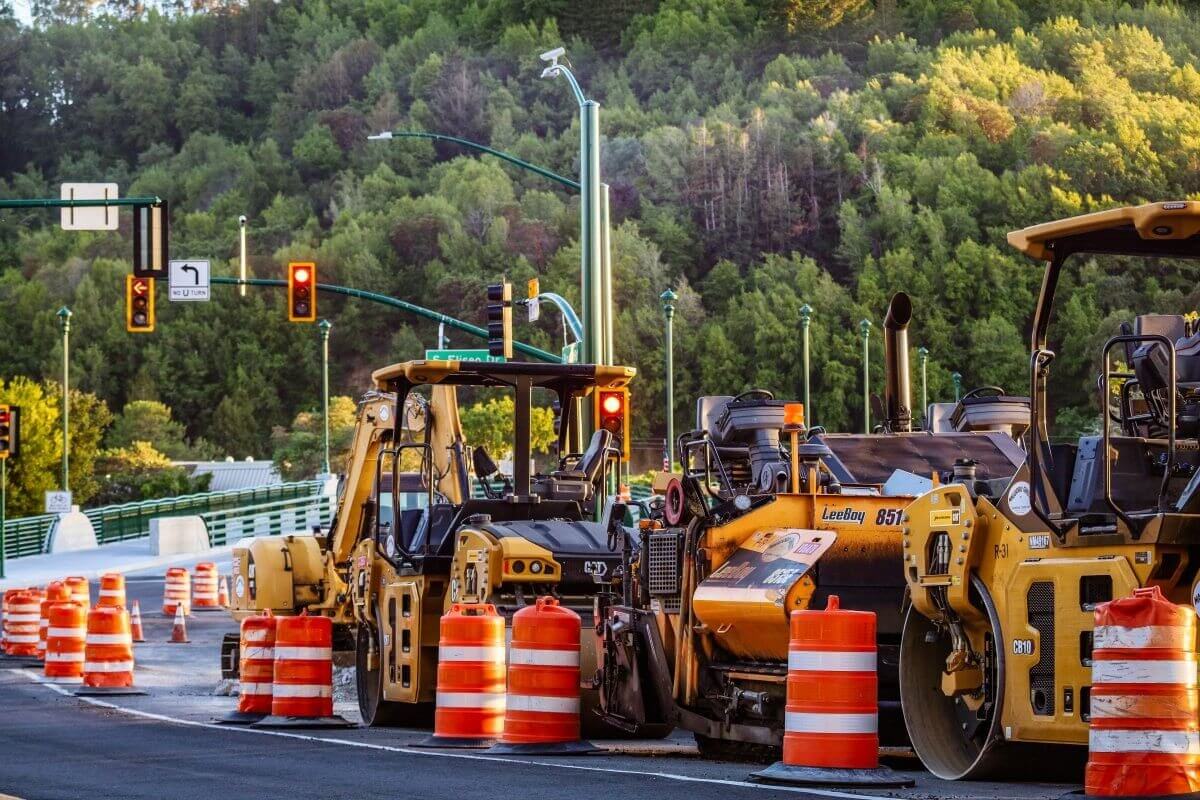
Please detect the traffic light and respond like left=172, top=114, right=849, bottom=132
left=288, top=262, right=317, bottom=322
left=595, top=387, right=630, bottom=461
left=0, top=405, right=19, bottom=460
left=486, top=282, right=512, bottom=359
left=132, top=202, right=168, bottom=278
left=125, top=274, right=155, bottom=333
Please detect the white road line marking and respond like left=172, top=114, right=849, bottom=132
left=16, top=670, right=885, bottom=799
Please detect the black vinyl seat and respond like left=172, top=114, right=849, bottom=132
left=533, top=429, right=614, bottom=503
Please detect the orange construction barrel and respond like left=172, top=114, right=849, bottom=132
left=220, top=612, right=277, bottom=724
left=753, top=596, right=911, bottom=788
left=64, top=576, right=90, bottom=612
left=4, top=589, right=42, bottom=658
left=44, top=600, right=87, bottom=684
left=162, top=567, right=190, bottom=616
left=488, top=597, right=594, bottom=755
left=418, top=603, right=506, bottom=748
left=193, top=562, right=221, bottom=610
left=39, top=582, right=70, bottom=661
left=252, top=613, right=350, bottom=729
left=76, top=605, right=144, bottom=696
left=97, top=573, right=126, bottom=609
left=1086, top=586, right=1200, bottom=797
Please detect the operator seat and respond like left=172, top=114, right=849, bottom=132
left=533, top=429, right=614, bottom=503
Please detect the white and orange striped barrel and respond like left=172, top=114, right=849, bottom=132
left=238, top=612, right=277, bottom=715
left=162, top=567, right=190, bottom=616
left=38, top=582, right=70, bottom=661
left=431, top=603, right=506, bottom=745
left=82, top=606, right=135, bottom=688
left=192, top=562, right=220, bottom=608
left=783, top=595, right=878, bottom=770
left=64, top=576, right=90, bottom=612
left=271, top=615, right=333, bottom=718
left=1, top=588, right=15, bottom=652
left=1086, top=585, right=1200, bottom=797
left=97, top=573, right=126, bottom=609
left=499, top=597, right=582, bottom=746
left=4, top=589, right=43, bottom=658
left=44, top=601, right=87, bottom=684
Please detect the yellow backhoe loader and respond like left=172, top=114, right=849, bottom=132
left=900, top=201, right=1200, bottom=780
left=592, top=293, right=1030, bottom=759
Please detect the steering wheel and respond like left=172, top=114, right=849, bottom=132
left=733, top=389, right=775, bottom=402
left=961, top=386, right=1006, bottom=400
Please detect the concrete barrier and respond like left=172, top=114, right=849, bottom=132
left=149, top=516, right=211, bottom=556
left=45, top=507, right=98, bottom=553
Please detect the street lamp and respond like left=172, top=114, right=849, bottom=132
left=800, top=304, right=813, bottom=423
left=952, top=371, right=963, bottom=403
left=319, top=319, right=332, bottom=476
left=918, top=346, right=929, bottom=428
left=57, top=306, right=72, bottom=492
left=660, top=289, right=677, bottom=470
left=541, top=47, right=605, bottom=370
left=860, top=318, right=872, bottom=434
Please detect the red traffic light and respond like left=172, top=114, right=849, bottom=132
left=595, top=388, right=630, bottom=461
left=601, top=393, right=623, bottom=416
left=288, top=262, right=317, bottom=322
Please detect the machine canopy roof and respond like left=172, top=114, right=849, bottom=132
left=1008, top=201, right=1200, bottom=261
left=371, top=359, right=635, bottom=393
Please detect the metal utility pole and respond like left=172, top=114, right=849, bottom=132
left=600, top=184, right=614, bottom=366
left=918, top=347, right=929, bottom=427
left=238, top=215, right=248, bottom=297
left=661, top=289, right=678, bottom=470
left=1, top=457, right=6, bottom=579
left=57, top=306, right=72, bottom=491
left=860, top=319, right=872, bottom=434
left=800, top=304, right=813, bottom=422
left=319, top=319, right=332, bottom=476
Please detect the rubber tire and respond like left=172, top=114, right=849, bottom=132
left=355, top=622, right=431, bottom=727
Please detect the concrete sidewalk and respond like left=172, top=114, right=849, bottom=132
left=0, top=540, right=236, bottom=590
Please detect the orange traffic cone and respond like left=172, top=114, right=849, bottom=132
left=129, top=600, right=145, bottom=643
left=218, top=575, right=230, bottom=608
left=169, top=605, right=189, bottom=643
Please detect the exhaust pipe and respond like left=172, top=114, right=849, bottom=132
left=883, top=292, right=913, bottom=433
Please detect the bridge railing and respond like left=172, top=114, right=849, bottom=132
left=203, top=493, right=334, bottom=547
left=2, top=480, right=326, bottom=558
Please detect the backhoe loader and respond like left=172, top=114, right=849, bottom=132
left=900, top=201, right=1200, bottom=781
left=592, top=293, right=1029, bottom=759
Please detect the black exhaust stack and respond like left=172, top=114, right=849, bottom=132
left=883, top=292, right=913, bottom=433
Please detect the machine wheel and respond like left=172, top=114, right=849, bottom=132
left=899, top=575, right=1083, bottom=781
left=355, top=621, right=432, bottom=727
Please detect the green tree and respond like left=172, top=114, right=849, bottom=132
left=92, top=442, right=212, bottom=506
left=271, top=396, right=358, bottom=481
left=460, top=395, right=555, bottom=460
left=105, top=400, right=191, bottom=459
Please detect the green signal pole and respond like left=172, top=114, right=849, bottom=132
left=57, top=306, right=71, bottom=492
left=918, top=346, right=930, bottom=428
left=319, top=319, right=332, bottom=475
left=1, top=457, right=6, bottom=579
left=861, top=319, right=872, bottom=433
left=953, top=371, right=963, bottom=402
left=661, top=289, right=677, bottom=470
left=800, top=304, right=813, bottom=423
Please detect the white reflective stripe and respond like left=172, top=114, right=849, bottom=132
left=1089, top=729, right=1200, bottom=754
left=1092, top=660, right=1197, bottom=685
left=435, top=691, right=506, bottom=710
left=6, top=634, right=39, bottom=643
left=10, top=605, right=40, bottom=614
left=98, top=590, right=124, bottom=598
left=439, top=645, right=505, bottom=663
left=84, top=660, right=134, bottom=673
left=785, top=711, right=877, bottom=734
left=86, top=633, right=133, bottom=646
left=244, top=646, right=275, bottom=661
left=510, top=647, right=579, bottom=668
left=240, top=682, right=273, bottom=696
left=1094, top=625, right=1189, bottom=650
left=270, top=684, right=332, bottom=698
left=48, top=627, right=87, bottom=639
left=39, top=620, right=48, bottom=628
left=788, top=650, right=876, bottom=673
left=274, top=646, right=332, bottom=661
left=7, top=613, right=40, bottom=623
left=45, top=651, right=85, bottom=662
left=506, top=694, right=580, bottom=714
left=243, top=630, right=272, bottom=643
left=47, top=676, right=83, bottom=684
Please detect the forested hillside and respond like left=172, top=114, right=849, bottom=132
left=4, top=0, right=1200, bottom=494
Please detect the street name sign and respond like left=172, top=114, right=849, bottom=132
left=169, top=259, right=211, bottom=301
left=425, top=348, right=506, bottom=363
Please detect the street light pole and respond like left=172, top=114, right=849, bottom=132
left=57, top=306, right=72, bottom=492
left=238, top=215, right=248, bottom=297
left=800, top=304, right=813, bottom=422
left=860, top=318, right=872, bottom=434
left=319, top=319, right=332, bottom=476
left=952, top=371, right=963, bottom=403
left=661, top=289, right=677, bottom=470
left=918, top=346, right=929, bottom=428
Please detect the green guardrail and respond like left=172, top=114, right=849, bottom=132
left=204, top=493, right=334, bottom=547
left=2, top=480, right=325, bottom=558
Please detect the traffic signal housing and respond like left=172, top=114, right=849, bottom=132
left=125, top=275, right=155, bottom=333
left=132, top=202, right=168, bottom=278
left=0, top=405, right=19, bottom=459
left=288, top=262, right=317, bottom=322
left=595, top=387, right=630, bottom=461
left=486, top=282, right=512, bottom=359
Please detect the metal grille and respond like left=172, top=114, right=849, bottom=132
left=1027, top=581, right=1056, bottom=716
left=647, top=530, right=684, bottom=597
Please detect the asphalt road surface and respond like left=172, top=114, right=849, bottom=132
left=0, top=568, right=1078, bottom=800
